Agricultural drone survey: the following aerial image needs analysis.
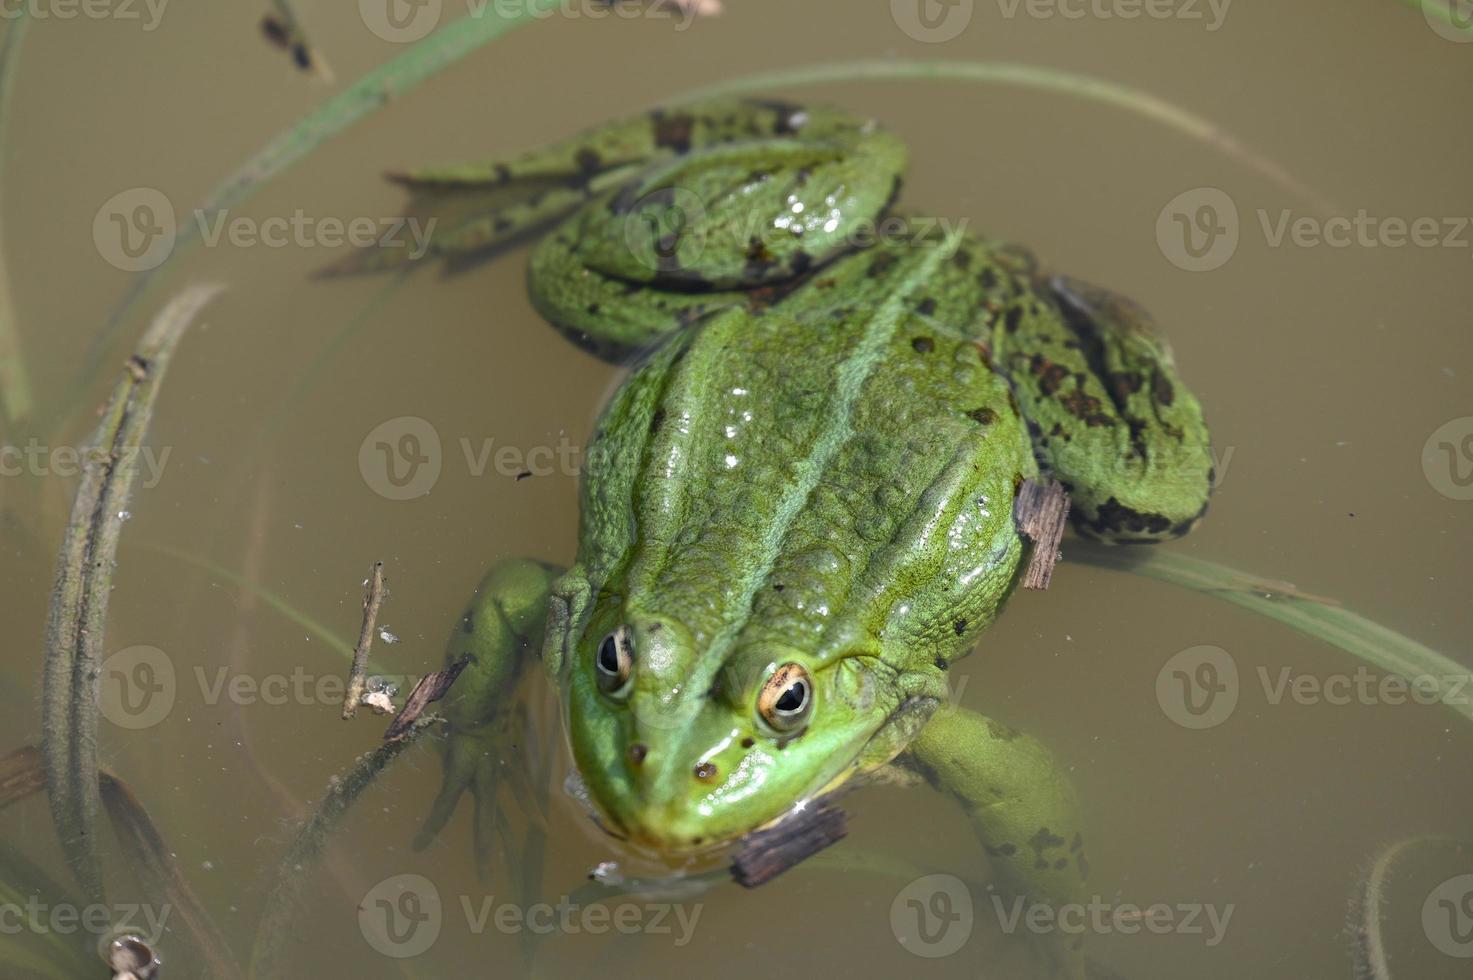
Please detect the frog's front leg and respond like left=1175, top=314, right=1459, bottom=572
left=994, top=274, right=1214, bottom=543
left=902, top=705, right=1088, bottom=979
left=414, top=558, right=562, bottom=880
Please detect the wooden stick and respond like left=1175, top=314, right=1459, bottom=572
left=341, top=561, right=387, bottom=719
left=731, top=799, right=847, bottom=888
left=1014, top=478, right=1070, bottom=591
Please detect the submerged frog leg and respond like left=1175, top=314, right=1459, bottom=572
left=903, top=705, right=1088, bottom=980
left=413, top=558, right=561, bottom=882
left=992, top=274, right=1214, bottom=543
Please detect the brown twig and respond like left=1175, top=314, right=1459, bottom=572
left=731, top=799, right=847, bottom=888
left=1014, top=478, right=1070, bottom=591
left=383, top=657, right=469, bottom=741
left=341, top=561, right=387, bottom=719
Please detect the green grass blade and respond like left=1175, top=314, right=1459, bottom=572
left=56, top=0, right=563, bottom=438
left=678, top=60, right=1335, bottom=216
left=142, top=543, right=357, bottom=660
left=1070, top=542, right=1473, bottom=724
left=0, top=12, right=33, bottom=431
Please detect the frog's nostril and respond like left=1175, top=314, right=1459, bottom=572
left=628, top=743, right=648, bottom=766
left=693, top=761, right=718, bottom=781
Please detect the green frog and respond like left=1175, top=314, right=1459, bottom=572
left=380, top=100, right=1212, bottom=975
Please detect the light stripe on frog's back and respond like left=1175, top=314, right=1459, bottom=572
left=623, top=232, right=966, bottom=698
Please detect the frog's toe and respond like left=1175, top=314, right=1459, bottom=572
left=413, top=728, right=492, bottom=851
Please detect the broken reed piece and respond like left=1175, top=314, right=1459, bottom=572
left=730, top=799, right=847, bottom=888
left=342, top=561, right=388, bottom=719
left=260, top=1, right=333, bottom=81
left=1014, top=477, right=1070, bottom=591
left=383, top=656, right=471, bottom=742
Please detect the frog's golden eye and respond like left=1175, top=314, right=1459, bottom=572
left=757, top=663, right=813, bottom=733
left=594, top=625, right=634, bottom=696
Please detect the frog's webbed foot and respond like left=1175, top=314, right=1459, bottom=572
left=994, top=274, right=1214, bottom=544
left=903, top=705, right=1089, bottom=980
left=411, top=559, right=560, bottom=881
left=414, top=713, right=535, bottom=882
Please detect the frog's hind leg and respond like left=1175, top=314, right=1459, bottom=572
left=902, top=704, right=1089, bottom=979
left=322, top=99, right=854, bottom=278
left=993, top=273, right=1214, bottom=543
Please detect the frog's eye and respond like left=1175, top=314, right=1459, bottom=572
left=594, top=625, right=634, bottom=697
left=757, top=663, right=813, bottom=733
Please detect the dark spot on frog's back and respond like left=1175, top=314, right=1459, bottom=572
left=694, top=761, right=717, bottom=781
left=866, top=251, right=899, bottom=279
left=933, top=656, right=949, bottom=671
left=649, top=408, right=666, bottom=434
left=574, top=147, right=603, bottom=175
left=652, top=110, right=696, bottom=153
left=1004, top=306, right=1023, bottom=333
left=915, top=297, right=937, bottom=317
left=911, top=336, right=934, bottom=354
left=952, top=618, right=968, bottom=635
left=966, top=407, right=998, bottom=426
left=1152, top=370, right=1176, bottom=406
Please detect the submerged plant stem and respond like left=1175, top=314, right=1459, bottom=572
left=680, top=60, right=1335, bottom=216
left=0, top=13, right=32, bottom=430
left=39, top=285, right=223, bottom=903
left=1069, top=542, right=1473, bottom=723
left=249, top=717, right=438, bottom=979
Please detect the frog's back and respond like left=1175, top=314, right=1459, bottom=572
left=578, top=235, right=1037, bottom=683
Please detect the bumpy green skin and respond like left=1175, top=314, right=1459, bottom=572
left=411, top=100, right=1213, bottom=974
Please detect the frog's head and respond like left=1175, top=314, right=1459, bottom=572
left=565, top=610, right=905, bottom=854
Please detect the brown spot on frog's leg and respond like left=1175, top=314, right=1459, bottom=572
left=984, top=842, right=1019, bottom=858
left=933, top=656, right=949, bottom=671
left=1152, top=369, right=1177, bottom=406
left=952, top=618, right=968, bottom=636
left=1027, top=826, right=1068, bottom=870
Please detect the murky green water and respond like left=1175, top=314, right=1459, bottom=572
left=1, top=2, right=1471, bottom=978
